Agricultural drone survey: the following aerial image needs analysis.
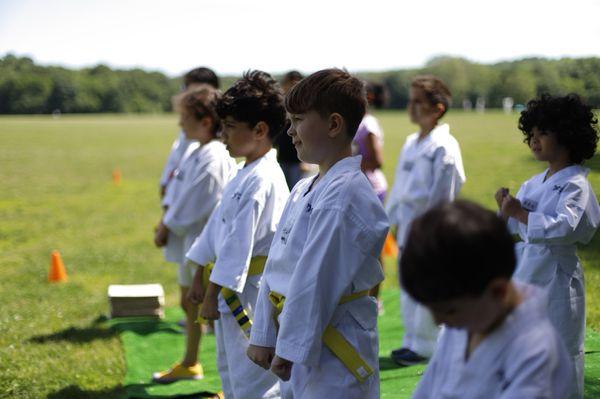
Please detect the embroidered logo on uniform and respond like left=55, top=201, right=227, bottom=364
left=402, top=161, right=414, bottom=172
left=552, top=184, right=565, bottom=194
left=522, top=198, right=538, bottom=212
left=233, top=192, right=242, bottom=200
left=306, top=203, right=313, bottom=213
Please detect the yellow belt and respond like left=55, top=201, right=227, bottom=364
left=199, top=256, right=267, bottom=338
left=268, top=289, right=374, bottom=383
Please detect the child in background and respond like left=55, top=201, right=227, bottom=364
left=402, top=200, right=572, bottom=399
left=159, top=67, right=220, bottom=198
left=247, top=69, right=389, bottom=398
left=386, top=75, right=466, bottom=366
left=187, top=71, right=289, bottom=399
left=275, top=71, right=306, bottom=189
left=352, top=81, right=388, bottom=314
left=495, top=93, right=600, bottom=398
left=153, top=86, right=236, bottom=382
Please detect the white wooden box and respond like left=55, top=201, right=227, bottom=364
left=108, top=284, right=165, bottom=318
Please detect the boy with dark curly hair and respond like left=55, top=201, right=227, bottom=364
left=186, top=71, right=290, bottom=398
left=495, top=93, right=600, bottom=398
left=402, top=200, right=572, bottom=399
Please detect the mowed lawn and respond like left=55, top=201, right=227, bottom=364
left=1, top=111, right=600, bottom=398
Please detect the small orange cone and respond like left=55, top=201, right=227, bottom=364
left=48, top=250, right=68, bottom=283
left=112, top=168, right=122, bottom=185
left=381, top=233, right=399, bottom=259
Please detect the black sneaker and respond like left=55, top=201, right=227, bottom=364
left=390, top=348, right=428, bottom=366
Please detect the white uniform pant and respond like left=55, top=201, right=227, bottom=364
left=399, top=289, right=439, bottom=358
left=514, top=244, right=584, bottom=399
left=279, top=298, right=380, bottom=399
left=215, top=311, right=280, bottom=399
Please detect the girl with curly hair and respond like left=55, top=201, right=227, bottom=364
left=495, top=93, right=600, bottom=398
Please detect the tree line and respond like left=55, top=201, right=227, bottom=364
left=1, top=54, right=599, bottom=114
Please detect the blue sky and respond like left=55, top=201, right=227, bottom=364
left=1, top=0, right=599, bottom=76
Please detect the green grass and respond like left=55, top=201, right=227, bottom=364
left=1, top=111, right=599, bottom=398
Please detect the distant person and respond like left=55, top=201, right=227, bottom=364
left=495, top=93, right=600, bottom=398
left=159, top=67, right=220, bottom=198
left=275, top=70, right=308, bottom=189
left=386, top=75, right=466, bottom=366
left=186, top=71, right=289, bottom=399
left=402, top=200, right=573, bottom=399
left=152, top=86, right=236, bottom=382
left=352, top=82, right=388, bottom=314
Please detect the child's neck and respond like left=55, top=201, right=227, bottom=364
left=244, top=144, right=271, bottom=166
left=418, top=121, right=438, bottom=141
left=466, top=284, right=522, bottom=360
left=546, top=154, right=573, bottom=179
left=316, top=145, right=353, bottom=182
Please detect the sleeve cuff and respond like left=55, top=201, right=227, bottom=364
left=275, top=337, right=319, bottom=366
left=249, top=329, right=277, bottom=348
left=185, top=241, right=212, bottom=266
left=527, top=212, right=546, bottom=241
left=209, top=264, right=246, bottom=293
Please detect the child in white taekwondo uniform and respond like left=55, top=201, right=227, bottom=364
left=186, top=71, right=289, bottom=399
left=247, top=69, right=389, bottom=399
left=153, top=86, right=237, bottom=382
left=385, top=75, right=466, bottom=366
left=402, top=200, right=572, bottom=399
left=496, top=94, right=600, bottom=398
left=159, top=67, right=221, bottom=198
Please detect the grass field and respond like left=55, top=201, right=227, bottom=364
left=1, top=111, right=600, bottom=398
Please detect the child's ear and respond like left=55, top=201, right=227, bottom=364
left=328, top=113, right=344, bottom=138
left=253, top=121, right=270, bottom=140
left=435, top=103, right=446, bottom=118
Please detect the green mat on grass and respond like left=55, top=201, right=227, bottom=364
left=113, top=288, right=600, bottom=398
left=109, top=314, right=221, bottom=398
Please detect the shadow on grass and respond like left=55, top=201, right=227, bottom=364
left=379, top=356, right=403, bottom=371
left=585, top=375, right=600, bottom=399
left=29, top=315, right=182, bottom=344
left=29, top=325, right=118, bottom=344
left=47, top=384, right=219, bottom=399
left=46, top=384, right=126, bottom=399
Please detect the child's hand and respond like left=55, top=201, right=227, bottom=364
left=501, top=195, right=529, bottom=224
left=495, top=187, right=509, bottom=209
left=200, top=284, right=220, bottom=320
left=247, top=344, right=275, bottom=370
left=271, top=355, right=293, bottom=381
left=187, top=268, right=205, bottom=305
left=154, top=221, right=168, bottom=247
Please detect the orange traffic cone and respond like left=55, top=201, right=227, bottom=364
left=381, top=233, right=399, bottom=259
left=112, top=168, right=122, bottom=185
left=48, top=250, right=68, bottom=283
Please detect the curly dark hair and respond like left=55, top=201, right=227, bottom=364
left=285, top=68, right=366, bottom=139
left=216, top=70, right=286, bottom=140
left=518, top=93, right=599, bottom=164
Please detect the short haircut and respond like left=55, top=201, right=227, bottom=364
left=184, top=67, right=220, bottom=89
left=411, top=75, right=452, bottom=117
left=282, top=70, right=303, bottom=85
left=175, top=85, right=221, bottom=136
left=216, top=70, right=286, bottom=140
left=400, top=200, right=516, bottom=303
left=518, top=93, right=599, bottom=164
left=285, top=68, right=366, bottom=139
